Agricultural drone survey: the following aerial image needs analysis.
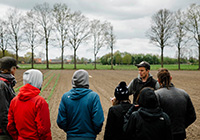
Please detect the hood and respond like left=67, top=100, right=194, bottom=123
left=0, top=72, right=16, bottom=87
left=72, top=69, right=89, bottom=88
left=18, top=83, right=40, bottom=101
left=23, top=69, right=43, bottom=89
left=138, top=107, right=163, bottom=122
left=69, top=88, right=92, bottom=100
left=138, top=87, right=159, bottom=109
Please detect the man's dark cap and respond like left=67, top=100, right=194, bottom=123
left=0, top=57, right=19, bottom=70
left=135, top=61, right=150, bottom=70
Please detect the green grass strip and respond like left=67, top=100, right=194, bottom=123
left=44, top=71, right=52, bottom=80
left=46, top=74, right=60, bottom=104
left=40, top=74, right=56, bottom=96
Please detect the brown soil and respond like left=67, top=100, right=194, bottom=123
left=14, top=70, right=200, bottom=140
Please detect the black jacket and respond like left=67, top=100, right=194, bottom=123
left=155, top=84, right=196, bottom=138
left=128, top=74, right=159, bottom=103
left=123, top=107, right=172, bottom=140
left=0, top=72, right=16, bottom=134
left=104, top=102, right=132, bottom=140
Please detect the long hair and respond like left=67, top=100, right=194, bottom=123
left=112, top=99, right=131, bottom=106
left=157, top=68, right=171, bottom=89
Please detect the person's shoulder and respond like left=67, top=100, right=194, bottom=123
left=175, top=87, right=190, bottom=97
left=88, top=90, right=99, bottom=96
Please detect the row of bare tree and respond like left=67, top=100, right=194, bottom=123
left=1, top=3, right=200, bottom=70
left=0, top=2, right=116, bottom=69
left=147, top=3, right=200, bottom=70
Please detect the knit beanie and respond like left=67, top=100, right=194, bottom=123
left=114, top=81, right=129, bottom=100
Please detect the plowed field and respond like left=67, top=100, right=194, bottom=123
left=14, top=70, right=200, bottom=140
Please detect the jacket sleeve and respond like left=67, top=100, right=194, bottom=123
left=185, top=94, right=196, bottom=128
left=35, top=99, right=52, bottom=140
left=0, top=82, right=11, bottom=135
left=7, top=99, right=18, bottom=140
left=128, top=79, right=135, bottom=95
left=91, top=94, right=104, bottom=134
left=104, top=108, right=115, bottom=140
left=57, top=95, right=68, bottom=132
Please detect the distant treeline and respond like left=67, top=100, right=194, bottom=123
left=100, top=51, right=198, bottom=65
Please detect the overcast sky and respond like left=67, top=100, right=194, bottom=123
left=0, top=0, right=200, bottom=60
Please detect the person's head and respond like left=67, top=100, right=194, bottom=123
left=72, top=69, right=89, bottom=89
left=135, top=61, right=150, bottom=79
left=157, top=68, right=172, bottom=89
left=23, top=69, right=43, bottom=90
left=0, top=56, right=19, bottom=75
left=137, top=87, right=159, bottom=109
left=113, top=81, right=129, bottom=105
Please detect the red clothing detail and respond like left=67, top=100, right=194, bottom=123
left=7, top=83, right=52, bottom=140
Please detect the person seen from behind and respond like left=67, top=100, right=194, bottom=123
left=104, top=81, right=132, bottom=140
left=0, top=56, right=18, bottom=140
left=57, top=69, right=104, bottom=140
left=155, top=68, right=196, bottom=140
left=128, top=61, right=160, bottom=104
left=7, top=69, right=52, bottom=140
left=123, top=87, right=172, bottom=140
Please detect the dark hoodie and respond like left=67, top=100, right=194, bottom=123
left=123, top=87, right=172, bottom=140
left=0, top=72, right=16, bottom=135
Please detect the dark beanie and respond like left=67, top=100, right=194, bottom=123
left=137, top=87, right=159, bottom=109
left=114, top=81, right=129, bottom=100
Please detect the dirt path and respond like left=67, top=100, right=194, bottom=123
left=14, top=70, right=200, bottom=140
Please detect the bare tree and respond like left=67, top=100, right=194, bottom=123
left=52, top=3, right=71, bottom=69
left=33, top=2, right=53, bottom=69
left=105, top=23, right=116, bottom=70
left=91, top=19, right=108, bottom=69
left=7, top=8, right=23, bottom=63
left=146, top=9, right=175, bottom=67
left=67, top=11, right=90, bottom=69
left=0, top=19, right=10, bottom=57
left=23, top=10, right=40, bottom=68
left=186, top=3, right=200, bottom=70
left=174, top=9, right=189, bottom=70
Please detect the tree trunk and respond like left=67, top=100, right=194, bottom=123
left=161, top=47, right=164, bottom=68
left=61, top=42, right=64, bottom=69
left=15, top=38, right=19, bottom=63
left=2, top=50, right=5, bottom=57
left=178, top=46, right=180, bottom=70
left=46, top=38, right=49, bottom=69
left=94, top=53, right=97, bottom=70
left=31, top=46, right=34, bottom=69
left=74, top=49, right=76, bottom=69
left=15, top=48, right=18, bottom=64
left=199, top=43, right=200, bottom=70
left=111, top=45, right=113, bottom=70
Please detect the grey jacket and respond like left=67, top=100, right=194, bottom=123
left=155, top=84, right=196, bottom=138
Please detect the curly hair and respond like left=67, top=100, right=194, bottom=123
left=157, top=68, right=171, bottom=89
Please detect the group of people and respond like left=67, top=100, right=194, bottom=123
left=0, top=56, right=196, bottom=140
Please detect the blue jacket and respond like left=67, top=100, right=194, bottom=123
left=57, top=88, right=104, bottom=139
